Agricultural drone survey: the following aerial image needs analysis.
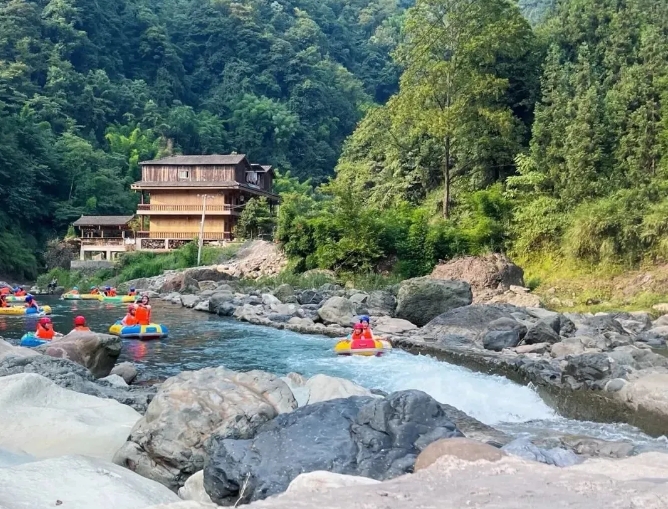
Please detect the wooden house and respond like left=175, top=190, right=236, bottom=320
left=131, top=154, right=278, bottom=250
left=72, top=215, right=135, bottom=261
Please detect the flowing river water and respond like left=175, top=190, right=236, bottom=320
left=3, top=296, right=667, bottom=449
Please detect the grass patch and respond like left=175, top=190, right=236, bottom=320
left=36, top=267, right=113, bottom=290
left=242, top=271, right=338, bottom=291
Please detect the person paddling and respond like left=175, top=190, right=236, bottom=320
left=0, top=294, right=8, bottom=308
left=35, top=317, right=55, bottom=340
left=72, top=315, right=90, bottom=332
left=359, top=315, right=374, bottom=339
left=135, top=295, right=151, bottom=325
left=349, top=322, right=376, bottom=350
left=14, top=286, right=26, bottom=297
left=122, top=305, right=138, bottom=326
left=24, top=295, right=39, bottom=312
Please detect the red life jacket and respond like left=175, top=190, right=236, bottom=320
left=135, top=305, right=150, bottom=325
left=36, top=324, right=54, bottom=340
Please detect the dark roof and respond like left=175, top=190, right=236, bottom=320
left=73, top=215, right=134, bottom=227
left=250, top=164, right=274, bottom=173
left=140, top=154, right=246, bottom=166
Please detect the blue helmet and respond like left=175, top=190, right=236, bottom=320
left=25, top=295, right=33, bottom=302
left=130, top=287, right=135, bottom=291
left=105, top=286, right=111, bottom=291
left=359, top=315, right=370, bottom=324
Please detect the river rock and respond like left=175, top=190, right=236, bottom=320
left=178, top=471, right=214, bottom=504
left=523, top=321, right=561, bottom=345
left=274, top=284, right=297, bottom=303
left=286, top=471, right=380, bottom=494
left=514, top=342, right=550, bottom=354
left=0, top=355, right=154, bottom=412
left=395, top=278, right=472, bottom=327
left=562, top=353, right=629, bottom=388
left=318, top=296, right=356, bottom=326
left=111, top=362, right=138, bottom=384
left=203, top=390, right=463, bottom=504
left=615, top=373, right=668, bottom=421
left=414, top=438, right=507, bottom=471
left=421, top=305, right=514, bottom=344
left=114, top=368, right=297, bottom=490
left=349, top=292, right=369, bottom=311
left=614, top=312, right=652, bottom=335
left=0, top=338, right=39, bottom=361
left=366, top=290, right=397, bottom=316
left=373, top=316, right=418, bottom=335
left=208, top=291, right=235, bottom=315
left=576, top=315, right=626, bottom=337
left=181, top=275, right=201, bottom=294
left=502, top=438, right=582, bottom=467
left=550, top=337, right=587, bottom=358
left=0, top=455, right=180, bottom=509
left=193, top=300, right=210, bottom=312
left=180, top=294, right=201, bottom=308
left=0, top=373, right=140, bottom=461
left=559, top=436, right=635, bottom=458
left=304, top=374, right=373, bottom=404
left=36, top=331, right=121, bottom=378
left=480, top=318, right=526, bottom=352
left=297, top=290, right=324, bottom=305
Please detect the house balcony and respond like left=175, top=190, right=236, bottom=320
left=136, top=204, right=241, bottom=216
left=135, top=231, right=234, bottom=251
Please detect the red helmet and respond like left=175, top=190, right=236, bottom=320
left=128, top=305, right=135, bottom=313
left=74, top=315, right=86, bottom=326
left=353, top=323, right=364, bottom=331
left=39, top=317, right=51, bottom=325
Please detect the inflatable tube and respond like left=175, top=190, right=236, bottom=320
left=333, top=338, right=392, bottom=357
left=98, top=295, right=138, bottom=303
left=19, top=333, right=49, bottom=348
left=0, top=305, right=52, bottom=316
left=5, top=296, right=26, bottom=303
left=108, top=321, right=168, bottom=340
left=61, top=293, right=100, bottom=300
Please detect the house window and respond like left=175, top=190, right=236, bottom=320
left=178, top=170, right=190, bottom=180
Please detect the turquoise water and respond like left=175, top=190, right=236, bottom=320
left=1, top=296, right=666, bottom=447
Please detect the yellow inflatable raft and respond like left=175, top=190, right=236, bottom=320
left=61, top=293, right=100, bottom=300
left=0, top=305, right=52, bottom=316
left=333, top=338, right=392, bottom=357
left=109, top=321, right=168, bottom=340
left=97, top=295, right=137, bottom=303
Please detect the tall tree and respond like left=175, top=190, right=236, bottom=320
left=391, top=0, right=536, bottom=217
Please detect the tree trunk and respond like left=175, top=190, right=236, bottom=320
left=443, top=136, right=451, bottom=218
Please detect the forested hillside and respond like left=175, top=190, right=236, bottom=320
left=277, top=0, right=668, bottom=279
left=0, top=0, right=403, bottom=277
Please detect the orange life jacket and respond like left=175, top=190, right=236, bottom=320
left=0, top=298, right=7, bottom=308
left=0, top=288, right=9, bottom=295
left=90, top=289, right=99, bottom=295
left=109, top=289, right=117, bottom=297
left=361, top=328, right=374, bottom=340
left=122, top=314, right=138, bottom=326
left=128, top=290, right=136, bottom=296
left=135, top=305, right=150, bottom=325
left=73, top=326, right=90, bottom=332
left=35, top=324, right=55, bottom=340
left=15, top=290, right=26, bottom=296
left=70, top=289, right=79, bottom=295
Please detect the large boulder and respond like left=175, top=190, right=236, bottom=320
left=395, top=278, right=472, bottom=327
left=178, top=471, right=214, bottom=504
left=0, top=338, right=39, bottom=361
left=576, top=315, right=626, bottom=337
left=317, top=296, right=356, bottom=326
left=180, top=294, right=202, bottom=308
left=111, top=362, right=139, bottom=385
left=366, top=290, right=397, bottom=316
left=0, top=455, right=180, bottom=509
left=430, top=253, right=524, bottom=301
left=523, top=321, right=561, bottom=345
left=274, top=284, right=297, bottom=303
left=208, top=291, right=235, bottom=315
left=373, top=316, right=418, bottom=335
left=501, top=438, right=581, bottom=467
left=479, top=318, right=527, bottom=352
left=304, top=374, right=373, bottom=404
left=414, top=438, right=506, bottom=471
left=114, top=368, right=297, bottom=490
left=0, top=373, right=141, bottom=461
left=421, top=305, right=514, bottom=345
left=203, top=390, right=462, bottom=504
left=36, top=331, right=122, bottom=378
left=0, top=355, right=154, bottom=413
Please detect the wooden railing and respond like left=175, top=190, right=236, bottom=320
left=80, top=237, right=125, bottom=246
left=137, top=204, right=239, bottom=212
left=136, top=231, right=229, bottom=240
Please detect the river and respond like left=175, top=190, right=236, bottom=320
left=3, top=296, right=667, bottom=449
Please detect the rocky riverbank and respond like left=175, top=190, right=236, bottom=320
left=2, top=290, right=668, bottom=507
left=122, top=263, right=668, bottom=438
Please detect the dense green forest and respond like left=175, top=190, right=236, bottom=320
left=3, top=0, right=668, bottom=282
left=0, top=0, right=405, bottom=277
